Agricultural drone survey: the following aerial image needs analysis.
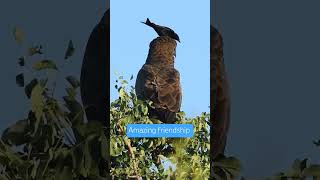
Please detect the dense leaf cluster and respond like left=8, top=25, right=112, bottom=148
left=5, top=27, right=320, bottom=180
left=0, top=30, right=108, bottom=179
left=0, top=27, right=244, bottom=180
left=110, top=78, right=211, bottom=179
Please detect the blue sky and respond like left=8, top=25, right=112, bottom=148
left=110, top=0, right=210, bottom=117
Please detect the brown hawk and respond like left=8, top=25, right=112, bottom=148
left=135, top=36, right=182, bottom=123
left=211, top=26, right=231, bottom=158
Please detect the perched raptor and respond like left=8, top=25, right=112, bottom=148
left=211, top=26, right=231, bottom=158
left=135, top=36, right=182, bottom=123
left=81, top=10, right=109, bottom=125
left=142, top=18, right=180, bottom=42
left=80, top=10, right=110, bottom=177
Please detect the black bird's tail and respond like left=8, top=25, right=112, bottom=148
left=146, top=18, right=152, bottom=25
left=142, top=18, right=154, bottom=27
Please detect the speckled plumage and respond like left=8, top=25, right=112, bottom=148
left=135, top=36, right=182, bottom=123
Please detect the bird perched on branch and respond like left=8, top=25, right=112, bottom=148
left=80, top=10, right=110, bottom=178
left=135, top=36, right=182, bottom=123
left=81, top=10, right=109, bottom=125
left=141, top=18, right=180, bottom=43
left=211, top=26, right=231, bottom=158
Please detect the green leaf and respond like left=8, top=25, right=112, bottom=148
left=1, top=119, right=30, bottom=145
left=119, top=88, right=126, bottom=99
left=84, top=141, right=92, bottom=172
left=31, top=159, right=40, bottom=178
left=303, top=165, right=320, bottom=176
left=25, top=79, right=38, bottom=99
left=213, top=155, right=241, bottom=177
left=13, top=27, right=24, bottom=43
left=31, top=84, right=45, bottom=123
left=143, top=106, right=148, bottom=115
left=66, top=76, right=80, bottom=89
left=16, top=73, right=24, bottom=87
left=121, top=80, right=128, bottom=85
left=109, top=142, right=116, bottom=157
left=66, top=87, right=76, bottom=98
left=63, top=96, right=83, bottom=126
left=64, top=40, right=75, bottom=60
left=147, top=140, right=153, bottom=149
left=32, top=60, right=58, bottom=71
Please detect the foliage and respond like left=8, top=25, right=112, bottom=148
left=211, top=154, right=241, bottom=180
left=267, top=157, right=320, bottom=180
left=0, top=28, right=108, bottom=179
left=110, top=78, right=211, bottom=179
left=0, top=26, right=243, bottom=180
left=264, top=140, right=320, bottom=180
left=110, top=78, right=242, bottom=179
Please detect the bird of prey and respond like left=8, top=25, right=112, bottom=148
left=135, top=36, right=182, bottom=123
left=80, top=10, right=110, bottom=177
left=210, top=26, right=231, bottom=158
left=142, top=18, right=180, bottom=42
left=81, top=10, right=109, bottom=125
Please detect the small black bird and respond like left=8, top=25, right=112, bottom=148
left=142, top=18, right=180, bottom=42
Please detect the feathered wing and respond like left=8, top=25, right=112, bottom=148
left=156, top=68, right=182, bottom=112
left=211, top=26, right=231, bottom=158
left=135, top=64, right=182, bottom=123
left=135, top=64, right=157, bottom=101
